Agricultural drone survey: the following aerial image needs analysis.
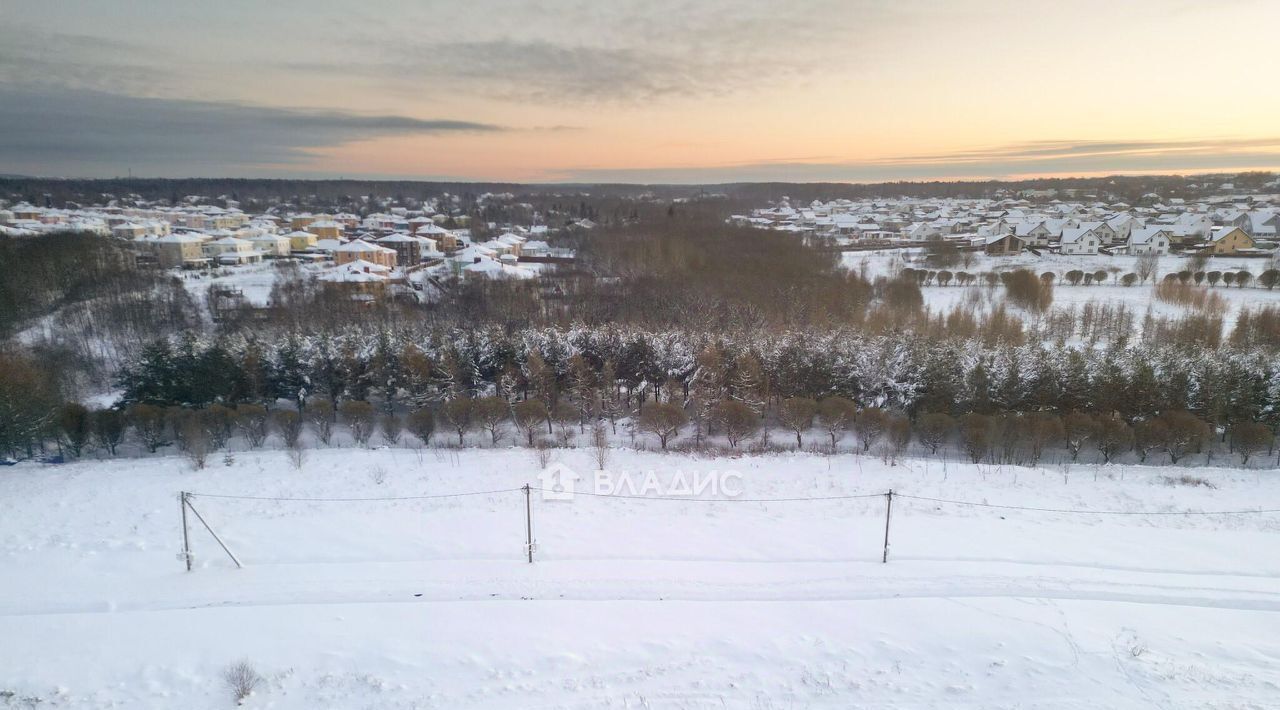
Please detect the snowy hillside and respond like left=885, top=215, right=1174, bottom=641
left=3, top=447, right=1279, bottom=708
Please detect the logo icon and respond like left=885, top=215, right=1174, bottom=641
left=537, top=462, right=579, bottom=500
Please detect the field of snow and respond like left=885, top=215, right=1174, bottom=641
left=3, top=446, right=1280, bottom=708
left=844, top=249, right=1280, bottom=331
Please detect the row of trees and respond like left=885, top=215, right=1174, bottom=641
left=113, top=328, right=1280, bottom=428
left=45, top=395, right=1267, bottom=470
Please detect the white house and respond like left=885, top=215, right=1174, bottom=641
left=1059, top=227, right=1100, bottom=255
left=1126, top=227, right=1171, bottom=255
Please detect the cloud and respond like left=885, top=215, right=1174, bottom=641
left=282, top=0, right=905, bottom=103
left=0, top=27, right=173, bottom=95
left=0, top=87, right=504, bottom=177
left=553, top=138, right=1280, bottom=184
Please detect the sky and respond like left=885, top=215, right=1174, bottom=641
left=2, top=0, right=1279, bottom=183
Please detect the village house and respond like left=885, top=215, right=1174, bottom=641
left=1059, top=227, right=1100, bottom=255
left=335, top=239, right=397, bottom=269
left=151, top=233, right=209, bottom=268
left=984, top=233, right=1023, bottom=256
left=1205, top=226, right=1255, bottom=255
left=204, top=236, right=264, bottom=264
left=285, top=230, right=319, bottom=252
left=247, top=233, right=291, bottom=257
left=308, top=220, right=344, bottom=239
left=376, top=233, right=423, bottom=266
left=1125, top=227, right=1171, bottom=255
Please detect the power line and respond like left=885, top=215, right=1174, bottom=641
left=895, top=493, right=1280, bottom=516
left=186, top=488, right=524, bottom=502
left=527, top=487, right=886, bottom=503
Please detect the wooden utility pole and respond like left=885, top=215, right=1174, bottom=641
left=523, top=484, right=534, bottom=563
left=881, top=489, right=894, bottom=564
left=180, top=491, right=192, bottom=572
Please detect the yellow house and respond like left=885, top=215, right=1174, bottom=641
left=309, top=220, right=343, bottom=239
left=1206, top=227, right=1255, bottom=255
left=285, top=230, right=318, bottom=251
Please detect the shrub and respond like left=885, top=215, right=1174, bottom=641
left=307, top=400, right=335, bottom=445
left=817, top=396, right=856, bottom=448
left=779, top=397, right=818, bottom=449
left=235, top=404, right=269, bottom=448
left=958, top=413, right=995, bottom=463
left=638, top=401, right=689, bottom=449
left=407, top=408, right=435, bottom=445
left=1229, top=421, right=1271, bottom=465
left=472, top=396, right=510, bottom=445
left=128, top=403, right=169, bottom=453
left=339, top=400, right=376, bottom=446
left=511, top=399, right=549, bottom=446
left=1003, top=269, right=1053, bottom=312
left=271, top=409, right=302, bottom=449
left=380, top=413, right=403, bottom=445
left=712, top=399, right=759, bottom=448
left=914, top=412, right=954, bottom=454
left=222, top=660, right=263, bottom=705
left=56, top=403, right=92, bottom=457
left=854, top=407, right=888, bottom=452
left=91, top=408, right=126, bottom=456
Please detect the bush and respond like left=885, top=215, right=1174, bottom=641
left=91, top=408, right=126, bottom=456
left=914, top=412, right=954, bottom=454
left=958, top=413, right=995, bottom=463
left=235, top=404, right=269, bottom=448
left=1003, top=269, right=1053, bottom=312
left=1094, top=413, right=1133, bottom=463
left=271, top=410, right=302, bottom=449
left=472, top=396, right=510, bottom=444
left=1229, top=421, right=1271, bottom=465
left=380, top=413, right=403, bottom=445
left=339, top=400, right=376, bottom=446
left=56, top=403, right=92, bottom=457
left=817, top=396, right=856, bottom=448
left=407, top=408, right=435, bottom=445
left=854, top=407, right=888, bottom=452
left=222, top=660, right=263, bottom=705
left=638, top=401, right=689, bottom=449
left=779, top=397, right=818, bottom=448
left=712, top=399, right=759, bottom=448
left=1161, top=410, right=1210, bottom=464
left=511, top=399, right=549, bottom=446
left=128, top=403, right=169, bottom=453
left=307, top=400, right=335, bottom=445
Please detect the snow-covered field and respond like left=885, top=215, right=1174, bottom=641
left=3, top=446, right=1280, bottom=708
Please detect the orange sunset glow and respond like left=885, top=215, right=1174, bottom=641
left=3, top=0, right=1279, bottom=182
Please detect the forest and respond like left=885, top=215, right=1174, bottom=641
left=4, top=194, right=1280, bottom=467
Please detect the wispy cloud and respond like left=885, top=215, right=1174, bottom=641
left=281, top=0, right=907, bottom=103
left=554, top=138, right=1280, bottom=183
left=0, top=87, right=505, bottom=177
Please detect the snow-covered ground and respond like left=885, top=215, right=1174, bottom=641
left=844, top=250, right=1280, bottom=333
left=3, top=446, right=1279, bottom=708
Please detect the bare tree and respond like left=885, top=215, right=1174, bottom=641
left=712, top=399, right=759, bottom=448
left=914, top=412, right=954, bottom=455
left=235, top=404, right=269, bottom=448
left=854, top=407, right=888, bottom=452
left=272, top=410, right=303, bottom=449
left=779, top=397, right=818, bottom=449
left=512, top=399, right=549, bottom=446
left=407, top=408, right=436, bottom=445
left=639, top=401, right=688, bottom=449
left=472, top=396, right=510, bottom=445
left=340, top=400, right=376, bottom=446
left=1136, top=252, right=1159, bottom=284
left=817, top=396, right=856, bottom=449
